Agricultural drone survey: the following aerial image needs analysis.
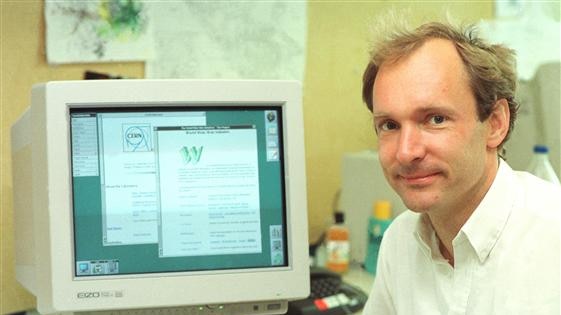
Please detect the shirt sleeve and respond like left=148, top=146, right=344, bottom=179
left=362, top=231, right=396, bottom=315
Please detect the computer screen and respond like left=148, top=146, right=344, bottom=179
left=72, top=107, right=287, bottom=275
left=11, top=80, right=309, bottom=315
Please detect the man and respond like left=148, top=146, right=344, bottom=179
left=361, top=21, right=560, bottom=314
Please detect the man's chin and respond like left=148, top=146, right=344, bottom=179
left=398, top=194, right=436, bottom=213
left=406, top=205, right=432, bottom=213
left=391, top=180, right=442, bottom=211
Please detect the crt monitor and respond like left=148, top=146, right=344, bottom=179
left=10, top=80, right=309, bottom=314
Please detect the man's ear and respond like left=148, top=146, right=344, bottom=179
left=487, top=99, right=510, bottom=149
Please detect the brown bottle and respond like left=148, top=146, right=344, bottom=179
left=325, top=212, right=350, bottom=273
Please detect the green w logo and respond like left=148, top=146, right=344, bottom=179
left=180, top=146, right=203, bottom=164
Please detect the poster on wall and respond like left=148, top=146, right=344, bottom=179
left=45, top=0, right=154, bottom=64
left=145, top=1, right=307, bottom=80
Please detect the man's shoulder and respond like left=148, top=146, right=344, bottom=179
left=384, top=210, right=420, bottom=240
left=391, top=209, right=420, bottom=226
left=513, top=170, right=561, bottom=208
left=510, top=170, right=560, bottom=225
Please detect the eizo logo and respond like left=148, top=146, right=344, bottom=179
left=77, top=291, right=100, bottom=299
left=77, top=290, right=122, bottom=299
left=180, top=146, right=203, bottom=164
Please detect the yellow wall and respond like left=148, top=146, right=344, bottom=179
left=1, top=2, right=144, bottom=313
left=0, top=1, right=492, bottom=313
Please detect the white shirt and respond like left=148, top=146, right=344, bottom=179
left=363, top=161, right=561, bottom=315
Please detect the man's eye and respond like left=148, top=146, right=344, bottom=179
left=379, top=120, right=399, bottom=131
left=429, top=115, right=446, bottom=125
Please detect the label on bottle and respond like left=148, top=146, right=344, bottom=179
left=326, top=240, right=350, bottom=264
left=372, top=223, right=382, bottom=237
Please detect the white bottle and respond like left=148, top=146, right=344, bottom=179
left=526, top=145, right=561, bottom=185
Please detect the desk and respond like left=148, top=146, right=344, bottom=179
left=25, top=266, right=375, bottom=315
left=342, top=263, right=374, bottom=315
left=343, top=263, right=375, bottom=295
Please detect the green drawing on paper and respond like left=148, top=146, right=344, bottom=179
left=98, top=0, right=146, bottom=41
left=46, top=0, right=150, bottom=62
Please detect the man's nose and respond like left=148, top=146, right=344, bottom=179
left=395, top=125, right=425, bottom=164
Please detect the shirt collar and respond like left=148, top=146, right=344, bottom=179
left=413, top=159, right=516, bottom=264
left=460, top=159, right=515, bottom=263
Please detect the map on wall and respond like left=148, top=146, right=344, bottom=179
left=45, top=0, right=154, bottom=64
left=145, top=1, right=307, bottom=80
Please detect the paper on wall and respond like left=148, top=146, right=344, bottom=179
left=145, top=1, right=307, bottom=81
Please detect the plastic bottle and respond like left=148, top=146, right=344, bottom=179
left=526, top=145, right=560, bottom=185
left=365, top=200, right=393, bottom=275
left=326, top=211, right=350, bottom=273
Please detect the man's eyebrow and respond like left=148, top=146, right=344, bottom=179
left=415, top=105, right=456, bottom=114
left=373, top=105, right=457, bottom=119
left=372, top=110, right=392, bottom=119
left=372, top=112, right=389, bottom=119
left=413, top=106, right=461, bottom=120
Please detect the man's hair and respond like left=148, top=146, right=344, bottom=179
left=362, top=21, right=519, bottom=150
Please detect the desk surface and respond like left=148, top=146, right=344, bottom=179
left=342, top=263, right=374, bottom=315
left=343, top=263, right=375, bottom=296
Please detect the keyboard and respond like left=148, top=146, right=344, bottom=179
left=287, top=268, right=368, bottom=315
left=310, top=275, right=344, bottom=299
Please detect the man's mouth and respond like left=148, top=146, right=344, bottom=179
left=398, top=172, right=440, bottom=186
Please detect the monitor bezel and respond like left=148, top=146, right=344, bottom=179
left=28, top=80, right=309, bottom=314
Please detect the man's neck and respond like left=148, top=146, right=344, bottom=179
left=428, top=205, right=473, bottom=267
left=428, top=157, right=501, bottom=266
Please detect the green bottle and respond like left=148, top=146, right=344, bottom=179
left=365, top=200, right=392, bottom=275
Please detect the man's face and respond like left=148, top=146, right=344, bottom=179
left=372, top=39, right=496, bottom=214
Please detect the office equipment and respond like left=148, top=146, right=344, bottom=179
left=287, top=268, right=367, bottom=315
left=504, top=62, right=560, bottom=177
left=10, top=80, right=309, bottom=315
left=340, top=151, right=406, bottom=265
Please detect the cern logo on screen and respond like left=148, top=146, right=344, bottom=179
left=122, top=124, right=152, bottom=152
